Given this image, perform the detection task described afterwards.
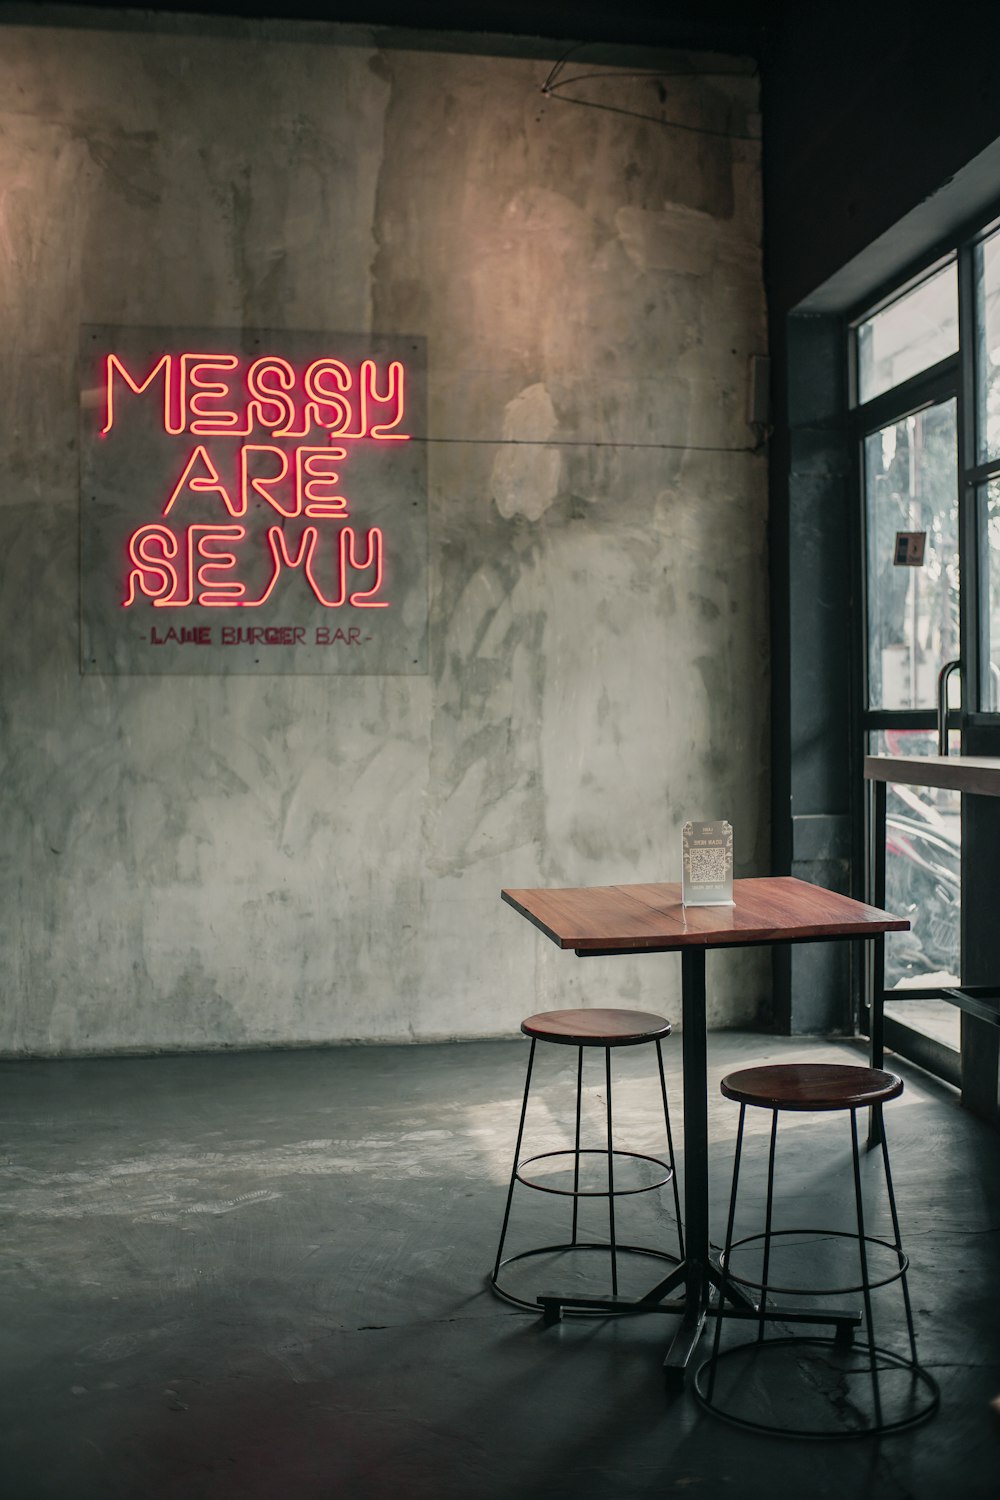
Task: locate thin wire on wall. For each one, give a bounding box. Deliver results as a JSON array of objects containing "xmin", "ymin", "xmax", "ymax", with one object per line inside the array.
[
  {"xmin": 540, "ymin": 45, "xmax": 760, "ymax": 141},
  {"xmin": 417, "ymin": 437, "xmax": 761, "ymax": 455}
]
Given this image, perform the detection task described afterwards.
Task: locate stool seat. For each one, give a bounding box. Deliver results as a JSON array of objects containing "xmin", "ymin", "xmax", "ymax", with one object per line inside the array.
[
  {"xmin": 521, "ymin": 1008, "xmax": 671, "ymax": 1047},
  {"xmin": 721, "ymin": 1062, "xmax": 903, "ymax": 1112}
]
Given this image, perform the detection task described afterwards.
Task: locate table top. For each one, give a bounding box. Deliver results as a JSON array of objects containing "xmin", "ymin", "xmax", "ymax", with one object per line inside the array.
[
  {"xmin": 501, "ymin": 875, "xmax": 908, "ymax": 953},
  {"xmin": 865, "ymin": 753, "xmax": 1000, "ymax": 796}
]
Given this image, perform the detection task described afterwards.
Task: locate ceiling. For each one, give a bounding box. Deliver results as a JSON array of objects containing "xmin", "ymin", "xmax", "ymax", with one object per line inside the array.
[{"xmin": 6, "ymin": 1, "xmax": 784, "ymax": 58}]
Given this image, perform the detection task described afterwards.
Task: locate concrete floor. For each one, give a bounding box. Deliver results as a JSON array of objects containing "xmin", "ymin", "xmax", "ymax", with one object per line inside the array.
[{"xmin": 1, "ymin": 1031, "xmax": 998, "ymax": 1498}]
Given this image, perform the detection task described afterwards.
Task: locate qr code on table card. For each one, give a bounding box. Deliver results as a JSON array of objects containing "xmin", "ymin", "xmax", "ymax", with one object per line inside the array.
[
  {"xmin": 687, "ymin": 845, "xmax": 728, "ymax": 885},
  {"xmin": 681, "ymin": 820, "xmax": 734, "ymax": 906}
]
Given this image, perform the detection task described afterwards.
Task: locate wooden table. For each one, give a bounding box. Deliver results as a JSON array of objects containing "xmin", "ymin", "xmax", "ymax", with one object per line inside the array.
[{"xmin": 500, "ymin": 874, "xmax": 908, "ymax": 1389}]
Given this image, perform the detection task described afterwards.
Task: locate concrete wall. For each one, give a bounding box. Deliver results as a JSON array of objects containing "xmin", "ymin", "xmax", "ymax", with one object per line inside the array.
[{"xmin": 0, "ymin": 15, "xmax": 769, "ymax": 1053}]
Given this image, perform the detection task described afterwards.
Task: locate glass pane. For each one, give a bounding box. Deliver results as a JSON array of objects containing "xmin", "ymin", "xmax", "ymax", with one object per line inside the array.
[
  {"xmin": 865, "ymin": 401, "xmax": 958, "ymax": 710},
  {"xmin": 883, "ymin": 995, "xmax": 961, "ymax": 1050},
  {"xmin": 857, "ymin": 262, "xmax": 958, "ymax": 404},
  {"xmin": 975, "ymin": 227, "xmax": 1000, "ymax": 463},
  {"xmin": 870, "ymin": 732, "xmax": 961, "ymax": 1022},
  {"xmin": 979, "ymin": 478, "xmax": 1000, "ymax": 709}
]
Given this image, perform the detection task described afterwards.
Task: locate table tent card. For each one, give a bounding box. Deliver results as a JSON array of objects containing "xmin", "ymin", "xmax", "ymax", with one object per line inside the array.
[{"xmin": 681, "ymin": 821, "xmax": 734, "ymax": 907}]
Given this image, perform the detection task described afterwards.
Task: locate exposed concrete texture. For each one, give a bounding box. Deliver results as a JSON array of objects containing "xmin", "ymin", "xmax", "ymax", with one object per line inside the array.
[{"xmin": 0, "ymin": 18, "xmax": 768, "ymax": 1053}]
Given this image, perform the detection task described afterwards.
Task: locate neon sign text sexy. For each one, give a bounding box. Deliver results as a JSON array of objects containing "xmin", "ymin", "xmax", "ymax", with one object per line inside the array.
[{"xmin": 124, "ymin": 524, "xmax": 387, "ymax": 609}]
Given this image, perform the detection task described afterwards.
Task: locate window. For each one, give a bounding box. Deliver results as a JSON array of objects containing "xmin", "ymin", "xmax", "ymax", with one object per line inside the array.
[
  {"xmin": 852, "ymin": 217, "xmax": 1000, "ymax": 1082},
  {"xmin": 856, "ymin": 262, "xmax": 958, "ymax": 404},
  {"xmin": 975, "ymin": 227, "xmax": 1000, "ymax": 463},
  {"xmin": 853, "ymin": 259, "xmax": 962, "ymax": 1052},
  {"xmin": 974, "ymin": 227, "xmax": 1000, "ymax": 700},
  {"xmin": 864, "ymin": 402, "xmax": 958, "ymax": 712}
]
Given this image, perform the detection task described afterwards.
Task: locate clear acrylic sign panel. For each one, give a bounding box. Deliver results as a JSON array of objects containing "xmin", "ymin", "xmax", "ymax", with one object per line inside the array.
[{"xmin": 681, "ymin": 821, "xmax": 734, "ymax": 907}]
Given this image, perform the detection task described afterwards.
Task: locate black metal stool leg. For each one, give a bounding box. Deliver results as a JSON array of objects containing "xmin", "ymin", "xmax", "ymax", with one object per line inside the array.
[
  {"xmin": 491, "ymin": 1039, "xmax": 536, "ymax": 1285},
  {"xmin": 707, "ymin": 1102, "xmax": 746, "ymax": 1403},
  {"xmin": 605, "ymin": 1045, "xmax": 618, "ymax": 1296},
  {"xmin": 757, "ymin": 1111, "xmax": 778, "ymax": 1342},
  {"xmin": 656, "ymin": 1038, "xmax": 684, "ymax": 1259},
  {"xmin": 571, "ymin": 1045, "xmax": 583, "ymax": 1246},
  {"xmin": 878, "ymin": 1117, "xmax": 921, "ymax": 1365},
  {"xmin": 850, "ymin": 1108, "xmax": 883, "ymax": 1430}
]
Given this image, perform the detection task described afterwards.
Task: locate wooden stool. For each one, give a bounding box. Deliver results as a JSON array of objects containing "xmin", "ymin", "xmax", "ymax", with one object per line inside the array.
[
  {"xmin": 490, "ymin": 1008, "xmax": 684, "ymax": 1312},
  {"xmin": 695, "ymin": 1062, "xmax": 939, "ymax": 1437}
]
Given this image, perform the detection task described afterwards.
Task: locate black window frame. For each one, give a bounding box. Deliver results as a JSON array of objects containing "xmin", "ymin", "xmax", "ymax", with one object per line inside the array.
[{"xmin": 847, "ymin": 207, "xmax": 1000, "ymax": 1086}]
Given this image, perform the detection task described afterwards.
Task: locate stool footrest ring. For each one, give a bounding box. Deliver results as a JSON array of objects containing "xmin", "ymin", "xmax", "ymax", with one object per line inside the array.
[
  {"xmin": 490, "ymin": 1241, "xmax": 681, "ymax": 1314},
  {"xmin": 694, "ymin": 1335, "xmax": 940, "ymax": 1439},
  {"xmin": 516, "ymin": 1147, "xmax": 674, "ymax": 1198},
  {"xmin": 721, "ymin": 1226, "xmax": 908, "ymax": 1297}
]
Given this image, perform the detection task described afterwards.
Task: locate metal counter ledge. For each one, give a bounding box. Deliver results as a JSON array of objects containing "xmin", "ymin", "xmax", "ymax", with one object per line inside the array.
[{"xmin": 865, "ymin": 754, "xmax": 1000, "ymax": 795}]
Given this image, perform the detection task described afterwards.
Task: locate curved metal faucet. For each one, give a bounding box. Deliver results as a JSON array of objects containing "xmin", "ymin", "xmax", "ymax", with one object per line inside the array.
[{"xmin": 937, "ymin": 659, "xmax": 962, "ymax": 755}]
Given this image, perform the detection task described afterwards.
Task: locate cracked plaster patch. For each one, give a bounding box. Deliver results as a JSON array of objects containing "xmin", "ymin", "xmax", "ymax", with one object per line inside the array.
[{"xmin": 491, "ymin": 382, "xmax": 561, "ymax": 522}]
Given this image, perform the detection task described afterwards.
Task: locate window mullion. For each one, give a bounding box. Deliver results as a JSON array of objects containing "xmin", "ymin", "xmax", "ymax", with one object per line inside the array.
[{"xmin": 958, "ymin": 240, "xmax": 981, "ymax": 715}]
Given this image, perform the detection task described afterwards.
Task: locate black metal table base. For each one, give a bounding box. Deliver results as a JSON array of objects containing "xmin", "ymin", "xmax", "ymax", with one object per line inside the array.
[{"xmin": 536, "ymin": 1253, "xmax": 861, "ymax": 1390}]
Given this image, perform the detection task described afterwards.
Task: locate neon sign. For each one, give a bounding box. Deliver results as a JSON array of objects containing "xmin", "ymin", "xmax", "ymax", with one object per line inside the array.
[{"xmin": 80, "ymin": 327, "xmax": 427, "ymax": 676}]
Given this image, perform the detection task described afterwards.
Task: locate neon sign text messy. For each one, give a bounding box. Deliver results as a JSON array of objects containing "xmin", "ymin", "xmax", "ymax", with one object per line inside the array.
[{"xmin": 102, "ymin": 353, "xmax": 408, "ymax": 440}]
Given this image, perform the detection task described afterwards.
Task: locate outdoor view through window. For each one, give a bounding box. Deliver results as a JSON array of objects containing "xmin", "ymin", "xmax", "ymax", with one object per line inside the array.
[{"xmin": 977, "ymin": 228, "xmax": 1000, "ymax": 696}]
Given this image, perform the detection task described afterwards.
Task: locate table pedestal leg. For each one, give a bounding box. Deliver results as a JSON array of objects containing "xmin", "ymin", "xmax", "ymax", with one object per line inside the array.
[{"xmin": 663, "ymin": 946, "xmax": 709, "ymax": 1388}]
